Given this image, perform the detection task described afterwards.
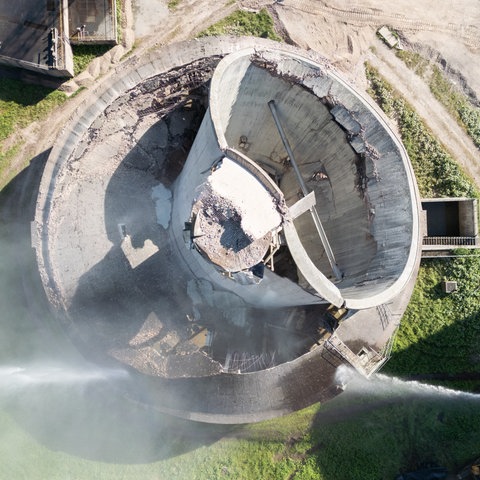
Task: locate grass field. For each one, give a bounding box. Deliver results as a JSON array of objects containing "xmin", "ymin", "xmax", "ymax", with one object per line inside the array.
[
  {"xmin": 0, "ymin": 78, "xmax": 66, "ymax": 186},
  {"xmin": 0, "ymin": 379, "xmax": 479, "ymax": 479},
  {"xmin": 72, "ymin": 44, "xmax": 113, "ymax": 76},
  {"xmin": 0, "ymin": 78, "xmax": 66, "ymax": 143}
]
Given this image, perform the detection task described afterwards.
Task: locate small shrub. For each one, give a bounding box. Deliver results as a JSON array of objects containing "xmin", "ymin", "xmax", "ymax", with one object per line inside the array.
[
  {"xmin": 167, "ymin": 0, "xmax": 180, "ymax": 9},
  {"xmin": 458, "ymin": 103, "xmax": 480, "ymax": 149},
  {"xmin": 198, "ymin": 9, "xmax": 281, "ymax": 41},
  {"xmin": 396, "ymin": 50, "xmax": 429, "ymax": 77}
]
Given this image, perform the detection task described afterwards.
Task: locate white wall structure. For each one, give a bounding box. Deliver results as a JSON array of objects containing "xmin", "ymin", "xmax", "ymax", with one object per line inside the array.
[{"xmin": 171, "ymin": 48, "xmax": 420, "ymax": 311}]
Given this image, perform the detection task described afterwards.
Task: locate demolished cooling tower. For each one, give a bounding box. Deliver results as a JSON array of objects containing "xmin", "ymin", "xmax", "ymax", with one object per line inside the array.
[{"xmin": 33, "ymin": 38, "xmax": 421, "ymax": 423}]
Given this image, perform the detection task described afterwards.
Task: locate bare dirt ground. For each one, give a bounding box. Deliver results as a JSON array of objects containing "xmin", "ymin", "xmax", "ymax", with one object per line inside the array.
[
  {"xmin": 272, "ymin": 0, "xmax": 480, "ymax": 184},
  {"xmin": 3, "ymin": 0, "xmax": 480, "ymax": 191}
]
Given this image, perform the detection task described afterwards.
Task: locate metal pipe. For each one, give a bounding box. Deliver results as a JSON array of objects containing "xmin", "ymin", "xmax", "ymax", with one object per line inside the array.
[{"xmin": 268, "ymin": 100, "xmax": 343, "ymax": 280}]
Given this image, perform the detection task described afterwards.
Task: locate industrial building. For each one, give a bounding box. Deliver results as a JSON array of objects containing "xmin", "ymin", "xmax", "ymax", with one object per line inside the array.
[
  {"xmin": 0, "ymin": 0, "xmax": 116, "ymax": 77},
  {"xmin": 33, "ymin": 37, "xmax": 422, "ymax": 423},
  {"xmin": 422, "ymin": 197, "xmax": 479, "ymax": 255}
]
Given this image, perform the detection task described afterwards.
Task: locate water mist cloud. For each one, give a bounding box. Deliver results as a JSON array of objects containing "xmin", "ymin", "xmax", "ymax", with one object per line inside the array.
[{"xmin": 0, "ymin": 364, "xmax": 129, "ymax": 392}]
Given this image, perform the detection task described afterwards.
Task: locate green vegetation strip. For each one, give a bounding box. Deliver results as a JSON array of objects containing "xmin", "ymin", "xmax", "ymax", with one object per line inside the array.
[
  {"xmin": 396, "ymin": 50, "xmax": 480, "ymax": 150},
  {"xmin": 167, "ymin": 0, "xmax": 181, "ymax": 9},
  {"xmin": 0, "ymin": 78, "xmax": 66, "ymax": 143},
  {"xmin": 198, "ymin": 9, "xmax": 282, "ymax": 41},
  {"xmin": 116, "ymin": 0, "xmax": 123, "ymax": 44},
  {"xmin": 429, "ymin": 65, "xmax": 480, "ymax": 149},
  {"xmin": 365, "ymin": 63, "xmax": 476, "ymax": 198},
  {"xmin": 395, "ymin": 50, "xmax": 429, "ymax": 77}
]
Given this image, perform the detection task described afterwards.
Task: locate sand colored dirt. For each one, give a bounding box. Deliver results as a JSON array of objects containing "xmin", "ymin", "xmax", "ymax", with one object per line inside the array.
[{"xmin": 3, "ymin": 0, "xmax": 480, "ymax": 193}]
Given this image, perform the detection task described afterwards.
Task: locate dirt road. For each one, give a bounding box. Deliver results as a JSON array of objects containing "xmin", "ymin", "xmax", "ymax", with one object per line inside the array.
[{"xmin": 280, "ymin": 0, "xmax": 480, "ymax": 49}]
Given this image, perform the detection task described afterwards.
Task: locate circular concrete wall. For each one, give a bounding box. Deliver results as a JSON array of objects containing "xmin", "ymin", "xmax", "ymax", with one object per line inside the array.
[
  {"xmin": 209, "ymin": 48, "xmax": 421, "ymax": 310},
  {"xmin": 32, "ymin": 37, "xmax": 421, "ymax": 423}
]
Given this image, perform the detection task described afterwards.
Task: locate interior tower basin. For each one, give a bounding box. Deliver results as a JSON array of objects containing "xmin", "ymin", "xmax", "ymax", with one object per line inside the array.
[{"xmin": 175, "ymin": 48, "xmax": 420, "ymax": 311}]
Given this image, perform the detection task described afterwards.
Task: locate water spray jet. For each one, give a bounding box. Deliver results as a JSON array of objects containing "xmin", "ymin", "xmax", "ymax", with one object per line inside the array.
[
  {"xmin": 0, "ymin": 364, "xmax": 130, "ymax": 389},
  {"xmin": 335, "ymin": 365, "xmax": 480, "ymax": 403}
]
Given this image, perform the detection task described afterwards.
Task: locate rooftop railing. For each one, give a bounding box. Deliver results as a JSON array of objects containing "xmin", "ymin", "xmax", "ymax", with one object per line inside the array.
[{"xmin": 423, "ymin": 236, "xmax": 478, "ymax": 246}]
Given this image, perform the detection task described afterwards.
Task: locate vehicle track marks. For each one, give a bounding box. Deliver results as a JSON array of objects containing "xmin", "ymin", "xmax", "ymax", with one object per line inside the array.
[{"xmin": 282, "ymin": 0, "xmax": 480, "ymax": 49}]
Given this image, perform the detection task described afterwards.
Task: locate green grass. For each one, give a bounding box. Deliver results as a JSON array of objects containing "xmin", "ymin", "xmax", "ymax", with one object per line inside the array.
[
  {"xmin": 459, "ymin": 103, "xmax": 480, "ymax": 149},
  {"xmin": 0, "ymin": 78, "xmax": 66, "ymax": 185},
  {"xmin": 396, "ymin": 50, "xmax": 429, "ymax": 77},
  {"xmin": 385, "ymin": 256, "xmax": 480, "ymax": 383},
  {"xmin": 116, "ymin": 0, "xmax": 123, "ymax": 44},
  {"xmin": 1, "ymin": 393, "xmax": 480, "ymax": 479},
  {"xmin": 167, "ymin": 0, "xmax": 181, "ymax": 9},
  {"xmin": 0, "ymin": 142, "xmax": 22, "ymax": 168},
  {"xmin": 429, "ymin": 66, "xmax": 465, "ymax": 121},
  {"xmin": 72, "ymin": 44, "xmax": 112, "ymax": 76},
  {"xmin": 0, "ymin": 142, "xmax": 23, "ymax": 188},
  {"xmin": 0, "ymin": 78, "xmax": 66, "ymax": 142},
  {"xmin": 198, "ymin": 9, "xmax": 281, "ymax": 41}
]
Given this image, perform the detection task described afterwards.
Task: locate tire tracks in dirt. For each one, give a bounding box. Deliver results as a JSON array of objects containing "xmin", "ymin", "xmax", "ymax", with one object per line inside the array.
[{"xmin": 281, "ymin": 0, "xmax": 480, "ymax": 49}]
